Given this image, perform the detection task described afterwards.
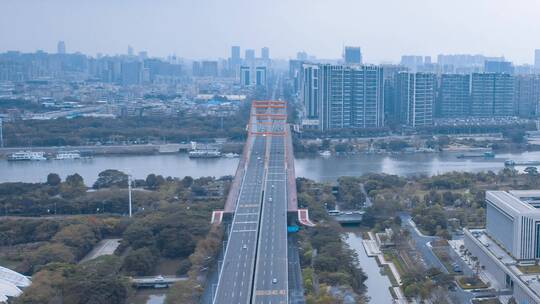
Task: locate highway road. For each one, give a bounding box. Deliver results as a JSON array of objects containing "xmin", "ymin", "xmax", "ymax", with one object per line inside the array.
[
  {"xmin": 213, "ymin": 136, "xmax": 267, "ymax": 304},
  {"xmin": 253, "ymin": 125, "xmax": 288, "ymax": 304},
  {"xmin": 214, "ymin": 100, "xmax": 290, "ymax": 304}
]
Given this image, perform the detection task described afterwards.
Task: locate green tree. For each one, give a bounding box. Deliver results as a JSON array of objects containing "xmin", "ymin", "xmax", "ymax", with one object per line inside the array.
[
  {"xmin": 26, "ymin": 243, "xmax": 75, "ymax": 273},
  {"xmin": 46, "ymin": 173, "xmax": 61, "ymax": 186},
  {"xmin": 157, "ymin": 228, "xmax": 195, "ymax": 258},
  {"xmin": 66, "ymin": 173, "xmax": 84, "ymax": 187},
  {"xmin": 52, "ymin": 224, "xmax": 98, "ymax": 258},
  {"xmin": 123, "ymin": 224, "xmax": 155, "ymax": 249},
  {"xmin": 93, "ymin": 170, "xmax": 128, "ymax": 189},
  {"xmin": 122, "ymin": 247, "xmax": 157, "ymax": 275}
]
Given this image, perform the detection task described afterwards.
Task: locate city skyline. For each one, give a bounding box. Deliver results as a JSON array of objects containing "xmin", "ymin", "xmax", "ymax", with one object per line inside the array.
[{"xmin": 2, "ymin": 0, "xmax": 540, "ymax": 64}]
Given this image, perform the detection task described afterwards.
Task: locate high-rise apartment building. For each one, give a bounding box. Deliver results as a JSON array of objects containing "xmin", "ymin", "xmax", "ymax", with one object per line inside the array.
[
  {"xmin": 396, "ymin": 72, "xmax": 436, "ymax": 127},
  {"xmin": 381, "ymin": 65, "xmax": 408, "ymax": 125},
  {"xmin": 535, "ymin": 49, "xmax": 540, "ymax": 71},
  {"xmin": 245, "ymin": 49, "xmax": 255, "ymax": 62},
  {"xmin": 439, "ymin": 74, "xmax": 471, "ymax": 118},
  {"xmin": 471, "ymin": 73, "xmax": 514, "ymax": 117},
  {"xmin": 228, "ymin": 46, "xmax": 242, "ymax": 77},
  {"xmin": 127, "ymin": 45, "xmax": 134, "ymax": 57},
  {"xmin": 514, "ymin": 75, "xmax": 540, "ymax": 118},
  {"xmin": 240, "ymin": 66, "xmax": 250, "ymax": 86},
  {"xmin": 484, "ymin": 60, "xmax": 514, "ymax": 74},
  {"xmin": 343, "ymin": 46, "xmax": 362, "ymax": 64},
  {"xmin": 301, "ymin": 64, "xmax": 384, "ymax": 130},
  {"xmin": 57, "ymin": 41, "xmax": 66, "ymax": 54},
  {"xmin": 240, "ymin": 66, "xmax": 266, "ymax": 87},
  {"xmin": 231, "ymin": 46, "xmax": 241, "ymax": 61},
  {"xmin": 261, "ymin": 47, "xmax": 270, "ymax": 61}
]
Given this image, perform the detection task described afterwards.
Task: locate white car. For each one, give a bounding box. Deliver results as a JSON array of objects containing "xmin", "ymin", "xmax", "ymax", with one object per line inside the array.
[{"xmin": 272, "ymin": 278, "xmax": 278, "ymax": 284}]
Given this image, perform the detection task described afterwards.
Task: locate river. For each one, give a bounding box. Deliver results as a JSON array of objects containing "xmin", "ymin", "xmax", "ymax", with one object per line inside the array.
[
  {"xmin": 0, "ymin": 150, "xmax": 538, "ymax": 184},
  {"xmin": 343, "ymin": 230, "xmax": 393, "ymax": 304}
]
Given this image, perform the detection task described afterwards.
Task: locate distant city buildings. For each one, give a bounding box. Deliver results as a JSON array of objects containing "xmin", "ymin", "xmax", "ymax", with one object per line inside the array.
[
  {"xmin": 120, "ymin": 61, "xmax": 142, "ymax": 85},
  {"xmin": 301, "ymin": 64, "xmax": 384, "ymax": 130},
  {"xmin": 57, "ymin": 41, "xmax": 66, "ymax": 55},
  {"xmin": 296, "ymin": 51, "xmax": 308, "ymax": 61},
  {"xmin": 484, "ymin": 60, "xmax": 514, "ymax": 74},
  {"xmin": 400, "ymin": 55, "xmax": 424, "ymax": 71},
  {"xmin": 343, "ymin": 46, "xmax": 362, "ymax": 65}
]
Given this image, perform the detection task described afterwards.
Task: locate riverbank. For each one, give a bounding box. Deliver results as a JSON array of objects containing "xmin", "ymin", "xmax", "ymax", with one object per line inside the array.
[{"xmin": 0, "ymin": 142, "xmax": 245, "ymax": 159}]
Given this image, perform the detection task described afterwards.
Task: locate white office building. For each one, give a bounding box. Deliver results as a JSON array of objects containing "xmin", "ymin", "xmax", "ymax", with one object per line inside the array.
[
  {"xmin": 464, "ymin": 190, "xmax": 540, "ymax": 304},
  {"xmin": 486, "ymin": 190, "xmax": 540, "ymax": 261}
]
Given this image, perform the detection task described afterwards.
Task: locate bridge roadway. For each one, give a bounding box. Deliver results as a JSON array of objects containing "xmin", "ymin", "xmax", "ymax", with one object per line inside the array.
[
  {"xmin": 213, "ymin": 101, "xmax": 289, "ymax": 304},
  {"xmin": 253, "ymin": 122, "xmax": 288, "ymax": 303}
]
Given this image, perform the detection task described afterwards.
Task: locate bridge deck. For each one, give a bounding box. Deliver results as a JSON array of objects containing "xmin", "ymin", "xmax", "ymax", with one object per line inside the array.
[{"xmin": 213, "ymin": 101, "xmax": 290, "ymax": 304}]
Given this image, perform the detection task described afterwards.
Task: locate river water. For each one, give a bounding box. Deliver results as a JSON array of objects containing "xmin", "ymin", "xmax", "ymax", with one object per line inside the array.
[
  {"xmin": 0, "ymin": 150, "xmax": 538, "ymax": 185},
  {"xmin": 343, "ymin": 230, "xmax": 393, "ymax": 304}
]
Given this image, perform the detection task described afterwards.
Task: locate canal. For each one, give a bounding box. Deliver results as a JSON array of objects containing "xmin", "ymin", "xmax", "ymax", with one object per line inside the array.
[{"xmin": 343, "ymin": 230, "xmax": 394, "ymax": 304}]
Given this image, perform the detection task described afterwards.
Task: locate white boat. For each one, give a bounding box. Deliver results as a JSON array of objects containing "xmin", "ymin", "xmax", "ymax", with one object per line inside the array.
[
  {"xmin": 55, "ymin": 151, "xmax": 81, "ymax": 160},
  {"xmin": 319, "ymin": 150, "xmax": 331, "ymax": 157},
  {"xmin": 223, "ymin": 153, "xmax": 240, "ymax": 158},
  {"xmin": 188, "ymin": 150, "xmax": 221, "ymax": 158},
  {"xmin": 8, "ymin": 151, "xmax": 47, "ymax": 161}
]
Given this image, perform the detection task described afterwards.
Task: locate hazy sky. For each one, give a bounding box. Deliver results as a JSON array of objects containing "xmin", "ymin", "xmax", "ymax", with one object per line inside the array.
[{"xmin": 1, "ymin": 0, "xmax": 540, "ymax": 64}]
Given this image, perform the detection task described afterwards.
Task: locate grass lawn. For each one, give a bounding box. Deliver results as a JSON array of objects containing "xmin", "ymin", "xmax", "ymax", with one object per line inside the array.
[
  {"xmin": 382, "ymin": 250, "xmax": 406, "ymax": 276},
  {"xmin": 517, "ymin": 264, "xmax": 540, "ymax": 274},
  {"xmin": 456, "ymin": 276, "xmax": 489, "ymax": 290},
  {"xmin": 381, "ymin": 264, "xmax": 399, "ymax": 287}
]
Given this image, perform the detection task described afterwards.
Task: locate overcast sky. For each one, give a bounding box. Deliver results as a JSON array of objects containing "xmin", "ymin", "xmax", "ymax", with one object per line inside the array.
[{"xmin": 1, "ymin": 0, "xmax": 539, "ymax": 64}]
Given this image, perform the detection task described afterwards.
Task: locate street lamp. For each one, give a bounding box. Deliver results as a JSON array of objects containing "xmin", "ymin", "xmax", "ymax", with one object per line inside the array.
[{"xmin": 128, "ymin": 174, "xmax": 132, "ymax": 217}]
